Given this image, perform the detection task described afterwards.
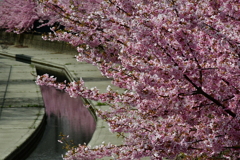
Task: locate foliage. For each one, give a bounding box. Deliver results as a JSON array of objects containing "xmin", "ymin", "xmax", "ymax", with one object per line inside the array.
[{"xmin": 1, "ymin": 0, "xmax": 240, "ymax": 159}]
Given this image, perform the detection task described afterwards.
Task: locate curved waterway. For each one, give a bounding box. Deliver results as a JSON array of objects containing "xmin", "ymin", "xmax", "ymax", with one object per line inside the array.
[{"xmin": 26, "ymin": 74, "xmax": 96, "ymax": 159}]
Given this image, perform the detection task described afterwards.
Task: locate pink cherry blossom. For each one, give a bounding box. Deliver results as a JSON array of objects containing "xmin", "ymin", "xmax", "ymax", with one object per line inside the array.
[{"xmin": 1, "ymin": 0, "xmax": 240, "ymax": 159}]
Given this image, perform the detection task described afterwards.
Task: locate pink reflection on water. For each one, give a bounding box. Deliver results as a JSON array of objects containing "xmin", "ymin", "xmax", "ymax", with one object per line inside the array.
[{"xmin": 40, "ymin": 85, "xmax": 96, "ymax": 144}]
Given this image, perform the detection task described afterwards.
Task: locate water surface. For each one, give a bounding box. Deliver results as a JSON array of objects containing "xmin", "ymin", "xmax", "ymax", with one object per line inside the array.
[{"xmin": 27, "ymin": 86, "xmax": 96, "ymax": 160}]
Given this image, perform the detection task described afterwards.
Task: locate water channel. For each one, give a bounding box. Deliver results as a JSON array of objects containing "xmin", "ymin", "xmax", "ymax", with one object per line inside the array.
[{"xmin": 26, "ymin": 69, "xmax": 96, "ymax": 159}]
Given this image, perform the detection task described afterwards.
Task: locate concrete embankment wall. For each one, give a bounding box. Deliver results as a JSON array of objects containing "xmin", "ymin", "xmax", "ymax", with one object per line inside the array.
[{"xmin": 0, "ymin": 30, "xmax": 77, "ymax": 54}]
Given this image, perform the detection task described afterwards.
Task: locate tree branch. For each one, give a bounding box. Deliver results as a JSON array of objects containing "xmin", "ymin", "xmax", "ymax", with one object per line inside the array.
[{"xmin": 184, "ymin": 74, "xmax": 236, "ymax": 118}]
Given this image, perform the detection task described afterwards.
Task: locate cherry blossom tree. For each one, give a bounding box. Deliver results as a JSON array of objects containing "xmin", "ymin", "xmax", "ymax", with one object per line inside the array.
[
  {"xmin": 1, "ymin": 0, "xmax": 240, "ymax": 159},
  {"xmin": 0, "ymin": 0, "xmax": 39, "ymax": 33}
]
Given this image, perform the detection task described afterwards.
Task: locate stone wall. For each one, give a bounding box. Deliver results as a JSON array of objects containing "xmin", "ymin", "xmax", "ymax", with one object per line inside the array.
[{"xmin": 0, "ymin": 30, "xmax": 77, "ymax": 54}]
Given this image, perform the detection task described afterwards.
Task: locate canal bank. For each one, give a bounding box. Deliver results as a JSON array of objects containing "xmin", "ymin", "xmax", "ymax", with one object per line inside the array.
[
  {"xmin": 0, "ymin": 57, "xmax": 45, "ymax": 160},
  {"xmin": 0, "ymin": 32, "xmax": 123, "ymax": 159}
]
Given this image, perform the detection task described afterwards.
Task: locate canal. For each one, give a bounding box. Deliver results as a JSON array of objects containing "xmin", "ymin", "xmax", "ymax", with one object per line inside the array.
[{"xmin": 26, "ymin": 69, "xmax": 96, "ymax": 159}]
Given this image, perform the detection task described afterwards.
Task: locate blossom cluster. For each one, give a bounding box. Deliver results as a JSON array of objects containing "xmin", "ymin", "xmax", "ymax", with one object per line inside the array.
[{"xmin": 0, "ymin": 0, "xmax": 39, "ymax": 33}]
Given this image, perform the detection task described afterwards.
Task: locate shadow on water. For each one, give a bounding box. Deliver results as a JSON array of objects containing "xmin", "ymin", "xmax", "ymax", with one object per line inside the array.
[{"xmin": 26, "ymin": 69, "xmax": 96, "ymax": 160}]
